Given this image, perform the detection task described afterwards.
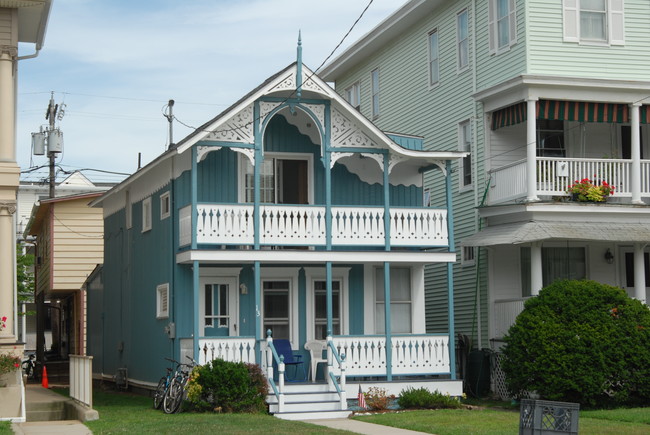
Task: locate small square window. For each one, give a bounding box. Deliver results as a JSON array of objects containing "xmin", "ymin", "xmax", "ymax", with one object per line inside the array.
[
  {"xmin": 156, "ymin": 283, "xmax": 169, "ymax": 319},
  {"xmin": 142, "ymin": 197, "xmax": 152, "ymax": 232},
  {"xmin": 160, "ymin": 191, "xmax": 170, "ymax": 220},
  {"xmin": 462, "ymin": 246, "xmax": 476, "ymax": 266}
]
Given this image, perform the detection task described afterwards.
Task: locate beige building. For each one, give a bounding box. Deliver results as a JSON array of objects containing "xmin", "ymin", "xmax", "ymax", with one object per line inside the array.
[{"xmin": 25, "ymin": 192, "xmax": 104, "ymax": 357}]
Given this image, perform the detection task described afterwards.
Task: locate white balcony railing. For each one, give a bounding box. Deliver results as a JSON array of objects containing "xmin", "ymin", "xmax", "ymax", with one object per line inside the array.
[
  {"xmin": 493, "ymin": 298, "xmax": 529, "ymax": 339},
  {"xmin": 197, "ymin": 337, "xmax": 256, "ymax": 366},
  {"xmin": 488, "ymin": 157, "xmax": 650, "ymax": 205},
  {"xmin": 182, "ymin": 204, "xmax": 448, "ymax": 247}
]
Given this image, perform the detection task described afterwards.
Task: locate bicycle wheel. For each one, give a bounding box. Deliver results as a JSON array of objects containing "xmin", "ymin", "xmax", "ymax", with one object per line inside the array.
[
  {"xmin": 163, "ymin": 377, "xmax": 184, "ymax": 414},
  {"xmin": 153, "ymin": 377, "xmax": 167, "ymax": 409}
]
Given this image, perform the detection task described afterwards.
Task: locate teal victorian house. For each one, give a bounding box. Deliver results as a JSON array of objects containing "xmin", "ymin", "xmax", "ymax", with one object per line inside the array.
[{"xmin": 87, "ymin": 50, "xmax": 466, "ymax": 419}]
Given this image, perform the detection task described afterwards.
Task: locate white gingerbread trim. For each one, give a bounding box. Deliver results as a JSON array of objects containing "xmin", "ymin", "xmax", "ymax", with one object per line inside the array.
[
  {"xmin": 205, "ymin": 105, "xmax": 254, "ymax": 143},
  {"xmin": 196, "ymin": 145, "xmax": 222, "ymax": 162},
  {"xmin": 330, "ymin": 152, "xmax": 354, "ymax": 168},
  {"xmin": 360, "ymin": 153, "xmax": 384, "ymax": 170}
]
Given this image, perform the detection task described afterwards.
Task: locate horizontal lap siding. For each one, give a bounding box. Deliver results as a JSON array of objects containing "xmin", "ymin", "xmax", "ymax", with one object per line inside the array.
[{"xmin": 528, "ymin": 0, "xmax": 650, "ymax": 79}]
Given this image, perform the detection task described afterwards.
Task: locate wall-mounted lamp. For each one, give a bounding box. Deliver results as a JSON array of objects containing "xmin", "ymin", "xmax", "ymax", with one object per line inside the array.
[
  {"xmin": 239, "ymin": 283, "xmax": 248, "ymax": 295},
  {"xmin": 605, "ymin": 248, "xmax": 614, "ymax": 264}
]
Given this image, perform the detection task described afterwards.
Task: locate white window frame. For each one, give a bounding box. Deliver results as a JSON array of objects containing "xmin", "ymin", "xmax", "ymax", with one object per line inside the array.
[
  {"xmin": 488, "ymin": 0, "xmax": 517, "ymax": 54},
  {"xmin": 160, "ymin": 191, "xmax": 170, "ymax": 220},
  {"xmin": 563, "ymin": 0, "xmax": 624, "ymax": 46},
  {"xmin": 458, "ymin": 120, "xmax": 473, "ymax": 190},
  {"xmin": 142, "ymin": 196, "xmax": 152, "ymax": 232},
  {"xmin": 156, "ymin": 283, "xmax": 169, "ymax": 319},
  {"xmin": 462, "ymin": 245, "xmax": 476, "ymax": 266},
  {"xmin": 304, "ymin": 267, "xmax": 351, "ymax": 341},
  {"xmin": 260, "ymin": 267, "xmax": 300, "ymax": 348},
  {"xmin": 371, "ymin": 68, "xmax": 380, "ymax": 119},
  {"xmin": 344, "ymin": 82, "xmax": 361, "ymax": 111},
  {"xmin": 199, "ymin": 276, "xmax": 239, "ymax": 337},
  {"xmin": 428, "ymin": 29, "xmax": 440, "ymax": 87},
  {"xmin": 239, "ymin": 153, "xmax": 313, "ymax": 205},
  {"xmin": 457, "ymin": 9, "xmax": 470, "ymax": 71}
]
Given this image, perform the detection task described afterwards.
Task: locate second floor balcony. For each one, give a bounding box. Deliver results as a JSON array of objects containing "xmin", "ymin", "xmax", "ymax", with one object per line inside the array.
[
  {"xmin": 179, "ymin": 204, "xmax": 449, "ymax": 249},
  {"xmin": 488, "ymin": 156, "xmax": 650, "ymax": 205}
]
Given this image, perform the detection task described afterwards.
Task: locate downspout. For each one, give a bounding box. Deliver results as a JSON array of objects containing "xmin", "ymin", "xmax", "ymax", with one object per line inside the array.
[
  {"xmin": 169, "ymin": 154, "xmax": 176, "ymax": 360},
  {"xmin": 471, "ymin": 0, "xmax": 481, "ymax": 350},
  {"xmin": 16, "ymin": 48, "xmax": 40, "ymax": 61}
]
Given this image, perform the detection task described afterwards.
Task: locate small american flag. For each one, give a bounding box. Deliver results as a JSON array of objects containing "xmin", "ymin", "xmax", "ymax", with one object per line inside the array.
[{"xmin": 357, "ymin": 385, "xmax": 367, "ymax": 409}]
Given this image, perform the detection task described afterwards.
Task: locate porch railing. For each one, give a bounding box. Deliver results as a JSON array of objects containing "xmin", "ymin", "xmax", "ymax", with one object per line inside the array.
[
  {"xmin": 488, "ymin": 157, "xmax": 650, "ymax": 204},
  {"xmin": 197, "ymin": 337, "xmax": 256, "ymax": 365},
  {"xmin": 326, "ymin": 335, "xmax": 346, "ymax": 409},
  {"xmin": 265, "ymin": 333, "xmax": 285, "ymax": 413},
  {"xmin": 69, "ymin": 354, "xmax": 93, "ymax": 408},
  {"xmin": 329, "ymin": 334, "xmax": 450, "ymax": 377},
  {"xmin": 181, "ymin": 204, "xmax": 448, "ymax": 247},
  {"xmin": 493, "ymin": 298, "xmax": 529, "ymax": 339}
]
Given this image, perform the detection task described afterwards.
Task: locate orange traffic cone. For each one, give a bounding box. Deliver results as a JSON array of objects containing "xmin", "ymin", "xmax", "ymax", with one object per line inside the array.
[{"xmin": 41, "ymin": 365, "xmax": 48, "ymax": 388}]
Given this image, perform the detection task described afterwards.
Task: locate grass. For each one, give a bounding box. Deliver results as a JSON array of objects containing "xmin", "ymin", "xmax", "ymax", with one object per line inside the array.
[
  {"xmin": 0, "ymin": 421, "xmax": 11, "ymax": 435},
  {"xmin": 352, "ymin": 404, "xmax": 650, "ymax": 435},
  {"xmin": 83, "ymin": 388, "xmax": 352, "ymax": 434}
]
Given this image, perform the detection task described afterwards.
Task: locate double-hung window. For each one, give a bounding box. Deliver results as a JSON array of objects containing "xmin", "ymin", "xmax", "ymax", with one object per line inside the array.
[
  {"xmin": 488, "ymin": 0, "xmax": 517, "ymax": 54},
  {"xmin": 345, "ymin": 82, "xmax": 361, "ymax": 111},
  {"xmin": 563, "ymin": 0, "xmax": 625, "ymax": 45},
  {"xmin": 371, "ymin": 68, "xmax": 380, "ymax": 118},
  {"xmin": 313, "ymin": 280, "xmax": 341, "ymax": 340},
  {"xmin": 459, "ymin": 120, "xmax": 472, "ymax": 189},
  {"xmin": 375, "ymin": 267, "xmax": 412, "ymax": 334},
  {"xmin": 457, "ymin": 9, "xmax": 469, "ymax": 70},
  {"xmin": 521, "ymin": 247, "xmax": 587, "ymax": 297},
  {"xmin": 428, "ymin": 29, "xmax": 440, "ymax": 86}
]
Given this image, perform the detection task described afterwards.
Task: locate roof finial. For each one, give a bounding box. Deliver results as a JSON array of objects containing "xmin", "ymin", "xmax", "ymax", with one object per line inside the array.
[{"xmin": 296, "ymin": 30, "xmax": 302, "ymax": 99}]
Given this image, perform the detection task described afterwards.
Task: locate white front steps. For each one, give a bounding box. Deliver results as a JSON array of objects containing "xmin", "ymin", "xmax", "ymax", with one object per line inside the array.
[{"xmin": 267, "ymin": 383, "xmax": 351, "ymax": 421}]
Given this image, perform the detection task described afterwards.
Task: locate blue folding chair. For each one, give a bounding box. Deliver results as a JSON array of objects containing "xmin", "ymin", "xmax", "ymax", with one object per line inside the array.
[{"xmin": 274, "ymin": 339, "xmax": 307, "ymax": 382}]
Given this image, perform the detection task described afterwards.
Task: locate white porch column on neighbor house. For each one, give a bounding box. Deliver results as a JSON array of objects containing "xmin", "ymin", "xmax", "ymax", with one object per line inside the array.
[
  {"xmin": 526, "ymin": 99, "xmax": 539, "ymax": 202},
  {"xmin": 633, "ymin": 243, "xmax": 646, "ymax": 304},
  {"xmin": 629, "ymin": 103, "xmax": 642, "ymax": 204},
  {"xmin": 530, "ymin": 241, "xmax": 543, "ymax": 296}
]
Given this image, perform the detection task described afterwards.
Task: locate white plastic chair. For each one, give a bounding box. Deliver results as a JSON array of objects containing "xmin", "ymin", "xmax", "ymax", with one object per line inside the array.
[{"xmin": 304, "ymin": 340, "xmax": 327, "ymax": 382}]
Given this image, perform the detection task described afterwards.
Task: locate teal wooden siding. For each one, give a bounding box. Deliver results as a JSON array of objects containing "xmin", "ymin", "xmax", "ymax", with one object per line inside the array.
[{"xmin": 197, "ymin": 149, "xmax": 238, "ymax": 203}]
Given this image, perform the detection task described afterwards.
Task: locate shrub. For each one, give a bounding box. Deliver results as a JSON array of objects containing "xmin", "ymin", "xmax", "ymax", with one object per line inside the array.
[
  {"xmin": 0, "ymin": 353, "xmax": 20, "ymax": 376},
  {"xmin": 186, "ymin": 359, "xmax": 268, "ymax": 413},
  {"xmin": 398, "ymin": 387, "xmax": 462, "ymax": 409},
  {"xmin": 502, "ymin": 280, "xmax": 650, "ymax": 408},
  {"xmin": 365, "ymin": 387, "xmax": 391, "ymax": 411}
]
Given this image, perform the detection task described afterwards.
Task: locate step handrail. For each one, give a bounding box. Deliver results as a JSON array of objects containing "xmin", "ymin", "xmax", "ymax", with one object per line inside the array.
[
  {"xmin": 326, "ymin": 334, "xmax": 347, "ymax": 409},
  {"xmin": 265, "ymin": 330, "xmax": 285, "ymax": 412}
]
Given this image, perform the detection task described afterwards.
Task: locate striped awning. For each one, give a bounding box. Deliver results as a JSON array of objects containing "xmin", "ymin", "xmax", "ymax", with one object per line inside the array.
[{"xmin": 491, "ymin": 100, "xmax": 644, "ymax": 130}]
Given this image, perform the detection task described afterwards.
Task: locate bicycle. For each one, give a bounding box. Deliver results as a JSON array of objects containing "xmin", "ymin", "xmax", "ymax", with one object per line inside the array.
[
  {"xmin": 22, "ymin": 354, "xmax": 39, "ymax": 382},
  {"xmin": 162, "ymin": 356, "xmax": 197, "ymax": 414},
  {"xmin": 153, "ymin": 357, "xmax": 179, "ymax": 409}
]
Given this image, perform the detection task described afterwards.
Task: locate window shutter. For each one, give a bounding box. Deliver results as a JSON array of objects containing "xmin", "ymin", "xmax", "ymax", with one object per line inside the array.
[
  {"xmin": 563, "ymin": 0, "xmax": 579, "ymax": 42},
  {"xmin": 609, "ymin": 0, "xmax": 625, "ymax": 45},
  {"xmin": 509, "ymin": 0, "xmax": 517, "ymax": 45},
  {"xmin": 488, "ymin": 0, "xmax": 496, "ymax": 54}
]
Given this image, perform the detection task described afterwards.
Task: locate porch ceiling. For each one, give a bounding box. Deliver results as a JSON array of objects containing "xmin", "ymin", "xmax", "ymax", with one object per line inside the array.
[
  {"xmin": 176, "ymin": 249, "xmax": 455, "ymax": 265},
  {"xmin": 461, "ymin": 221, "xmax": 650, "ymax": 246}
]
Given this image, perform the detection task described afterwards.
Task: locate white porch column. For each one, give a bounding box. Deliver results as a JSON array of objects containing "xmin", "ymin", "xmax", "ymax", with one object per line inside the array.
[
  {"xmin": 530, "ymin": 242, "xmax": 543, "ymax": 296},
  {"xmin": 629, "ymin": 103, "xmax": 642, "ymax": 204},
  {"xmin": 633, "ymin": 243, "xmax": 646, "ymax": 304},
  {"xmin": 526, "ymin": 99, "xmax": 539, "ymax": 202}
]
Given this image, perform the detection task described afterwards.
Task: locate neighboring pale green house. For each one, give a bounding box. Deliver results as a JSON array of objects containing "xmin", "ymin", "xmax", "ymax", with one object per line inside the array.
[{"xmin": 322, "ymin": 0, "xmax": 650, "ymax": 397}]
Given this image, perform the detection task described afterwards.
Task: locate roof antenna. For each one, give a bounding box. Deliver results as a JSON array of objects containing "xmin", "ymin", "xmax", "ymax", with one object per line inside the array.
[
  {"xmin": 296, "ymin": 31, "xmax": 302, "ymax": 99},
  {"xmin": 164, "ymin": 99, "xmax": 175, "ymax": 150}
]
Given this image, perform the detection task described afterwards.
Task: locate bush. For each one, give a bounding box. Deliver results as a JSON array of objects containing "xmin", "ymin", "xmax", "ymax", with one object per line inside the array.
[
  {"xmin": 364, "ymin": 387, "xmax": 392, "ymax": 411},
  {"xmin": 502, "ymin": 280, "xmax": 650, "ymax": 408},
  {"xmin": 398, "ymin": 387, "xmax": 462, "ymax": 409},
  {"xmin": 186, "ymin": 359, "xmax": 268, "ymax": 413}
]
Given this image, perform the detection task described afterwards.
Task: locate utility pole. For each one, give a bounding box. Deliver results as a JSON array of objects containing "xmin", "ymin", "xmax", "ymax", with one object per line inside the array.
[{"xmin": 45, "ymin": 92, "xmax": 57, "ymax": 198}]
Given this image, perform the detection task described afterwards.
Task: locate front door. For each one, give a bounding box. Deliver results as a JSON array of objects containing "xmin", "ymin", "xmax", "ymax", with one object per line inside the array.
[{"xmin": 200, "ymin": 278, "xmax": 238, "ymax": 337}]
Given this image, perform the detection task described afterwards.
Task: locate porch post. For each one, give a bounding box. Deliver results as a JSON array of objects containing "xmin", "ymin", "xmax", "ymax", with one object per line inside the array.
[
  {"xmin": 323, "ymin": 103, "xmax": 334, "ymax": 338},
  {"xmin": 630, "ymin": 103, "xmax": 642, "ymax": 204},
  {"xmin": 445, "ymin": 160, "xmax": 457, "ymax": 380},
  {"xmin": 530, "ymin": 241, "xmax": 543, "ymax": 296},
  {"xmin": 255, "ymin": 261, "xmax": 262, "ymax": 364},
  {"xmin": 526, "ymin": 98, "xmax": 539, "ymax": 202},
  {"xmin": 383, "ymin": 153, "xmax": 392, "ymax": 381},
  {"xmin": 633, "ymin": 243, "xmax": 646, "ymax": 304},
  {"xmin": 191, "ymin": 146, "xmax": 198, "ymax": 250},
  {"xmin": 193, "ymin": 261, "xmax": 200, "ymax": 360},
  {"xmin": 253, "ymin": 101, "xmax": 263, "ymax": 364}
]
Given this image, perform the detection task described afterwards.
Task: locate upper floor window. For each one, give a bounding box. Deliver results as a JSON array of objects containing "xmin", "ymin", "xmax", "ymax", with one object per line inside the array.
[
  {"xmin": 142, "ymin": 196, "xmax": 152, "ymax": 232},
  {"xmin": 371, "ymin": 68, "xmax": 380, "ymax": 118},
  {"xmin": 345, "ymin": 82, "xmax": 360, "ymax": 111},
  {"xmin": 459, "ymin": 120, "xmax": 472, "ymax": 189},
  {"xmin": 563, "ymin": 0, "xmax": 624, "ymax": 45},
  {"xmin": 457, "ymin": 9, "xmax": 469, "ymax": 70},
  {"xmin": 160, "ymin": 191, "xmax": 170, "ymax": 220},
  {"xmin": 428, "ymin": 29, "xmax": 440, "ymax": 86},
  {"xmin": 488, "ymin": 0, "xmax": 517, "ymax": 54},
  {"xmin": 242, "ymin": 155, "xmax": 310, "ymax": 204}
]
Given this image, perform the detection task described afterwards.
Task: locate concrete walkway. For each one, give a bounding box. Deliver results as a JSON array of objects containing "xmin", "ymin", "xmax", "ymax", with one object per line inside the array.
[
  {"xmin": 12, "ymin": 420, "xmax": 92, "ymax": 435},
  {"xmin": 306, "ymin": 418, "xmax": 432, "ymax": 435}
]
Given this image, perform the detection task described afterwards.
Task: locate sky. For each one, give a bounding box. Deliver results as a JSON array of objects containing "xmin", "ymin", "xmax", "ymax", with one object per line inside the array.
[{"xmin": 17, "ymin": 0, "xmax": 403, "ymax": 185}]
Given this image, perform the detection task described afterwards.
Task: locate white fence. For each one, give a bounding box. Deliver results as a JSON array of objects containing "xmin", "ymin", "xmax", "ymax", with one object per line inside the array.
[
  {"xmin": 184, "ymin": 204, "xmax": 448, "ymax": 247},
  {"xmin": 493, "ymin": 298, "xmax": 528, "ymax": 339},
  {"xmin": 329, "ymin": 334, "xmax": 450, "ymax": 376},
  {"xmin": 197, "ymin": 337, "xmax": 256, "ymax": 366},
  {"xmin": 69, "ymin": 355, "xmax": 93, "ymax": 408}
]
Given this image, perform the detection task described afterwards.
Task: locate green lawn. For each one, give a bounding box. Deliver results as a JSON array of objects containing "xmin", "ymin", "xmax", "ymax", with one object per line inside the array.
[
  {"xmin": 84, "ymin": 389, "xmax": 352, "ymax": 434},
  {"xmin": 0, "ymin": 421, "xmax": 11, "ymax": 435},
  {"xmin": 353, "ymin": 406, "xmax": 650, "ymax": 435}
]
